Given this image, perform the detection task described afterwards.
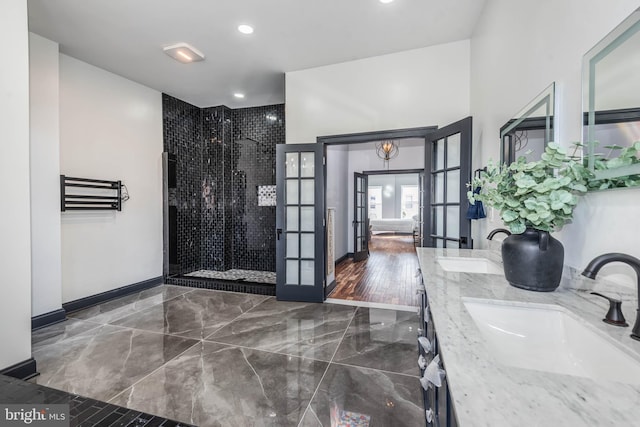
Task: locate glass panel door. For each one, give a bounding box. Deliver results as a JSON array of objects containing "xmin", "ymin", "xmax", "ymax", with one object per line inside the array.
[
  {"xmin": 417, "ymin": 172, "xmax": 425, "ymax": 247},
  {"xmin": 353, "ymin": 172, "xmax": 369, "ymax": 262},
  {"xmin": 424, "ymin": 117, "xmax": 473, "ymax": 249},
  {"xmin": 276, "ymin": 144, "xmax": 324, "ymax": 302}
]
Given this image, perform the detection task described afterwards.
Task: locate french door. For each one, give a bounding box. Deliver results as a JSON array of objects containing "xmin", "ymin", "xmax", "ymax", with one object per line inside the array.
[
  {"xmin": 417, "ymin": 172, "xmax": 425, "ymax": 247},
  {"xmin": 424, "ymin": 117, "xmax": 473, "ymax": 249},
  {"xmin": 275, "ymin": 144, "xmax": 325, "ymax": 302},
  {"xmin": 353, "ymin": 172, "xmax": 369, "ymax": 262}
]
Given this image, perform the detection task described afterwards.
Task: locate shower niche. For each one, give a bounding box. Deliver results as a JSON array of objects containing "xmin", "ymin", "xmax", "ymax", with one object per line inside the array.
[{"xmin": 162, "ymin": 95, "xmax": 284, "ymax": 295}]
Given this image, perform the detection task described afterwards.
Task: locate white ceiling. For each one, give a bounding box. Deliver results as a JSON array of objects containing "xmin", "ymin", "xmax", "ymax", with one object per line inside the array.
[{"xmin": 27, "ymin": 0, "xmax": 486, "ymax": 108}]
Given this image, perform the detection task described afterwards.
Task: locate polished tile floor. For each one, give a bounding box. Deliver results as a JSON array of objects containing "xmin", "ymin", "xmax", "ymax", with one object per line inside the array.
[{"xmin": 33, "ymin": 285, "xmax": 424, "ymax": 426}]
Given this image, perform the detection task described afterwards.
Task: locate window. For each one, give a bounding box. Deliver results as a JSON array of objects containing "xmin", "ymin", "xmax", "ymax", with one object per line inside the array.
[
  {"xmin": 401, "ymin": 185, "xmax": 419, "ymax": 219},
  {"xmin": 368, "ymin": 186, "xmax": 382, "ymax": 219}
]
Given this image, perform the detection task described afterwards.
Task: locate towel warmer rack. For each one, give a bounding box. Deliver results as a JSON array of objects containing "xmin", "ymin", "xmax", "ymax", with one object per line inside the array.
[{"xmin": 60, "ymin": 175, "xmax": 122, "ymax": 211}]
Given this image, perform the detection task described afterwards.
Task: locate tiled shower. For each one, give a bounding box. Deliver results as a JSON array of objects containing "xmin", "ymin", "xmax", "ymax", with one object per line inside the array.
[{"xmin": 162, "ymin": 94, "xmax": 284, "ymax": 293}]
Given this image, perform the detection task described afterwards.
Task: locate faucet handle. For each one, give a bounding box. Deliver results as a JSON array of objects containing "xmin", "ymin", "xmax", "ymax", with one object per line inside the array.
[{"xmin": 590, "ymin": 292, "xmax": 629, "ymax": 327}]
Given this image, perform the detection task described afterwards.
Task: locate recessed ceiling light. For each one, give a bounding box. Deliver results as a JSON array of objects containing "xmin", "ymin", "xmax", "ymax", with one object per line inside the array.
[
  {"xmin": 234, "ymin": 93, "xmax": 245, "ymax": 99},
  {"xmin": 238, "ymin": 24, "xmax": 254, "ymax": 34},
  {"xmin": 163, "ymin": 43, "xmax": 205, "ymax": 63},
  {"xmin": 379, "ymin": 0, "xmax": 395, "ymax": 3}
]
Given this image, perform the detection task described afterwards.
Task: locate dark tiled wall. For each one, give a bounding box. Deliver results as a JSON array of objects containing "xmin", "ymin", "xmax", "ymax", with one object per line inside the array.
[
  {"xmin": 201, "ymin": 106, "xmax": 233, "ymax": 271},
  {"xmin": 162, "ymin": 95, "xmax": 202, "ymax": 274},
  {"xmin": 231, "ymin": 105, "xmax": 284, "ymax": 272},
  {"xmin": 163, "ymin": 95, "xmax": 282, "ymax": 275}
]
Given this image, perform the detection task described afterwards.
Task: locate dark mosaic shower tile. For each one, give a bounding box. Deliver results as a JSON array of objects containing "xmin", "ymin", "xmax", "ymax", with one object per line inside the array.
[
  {"xmin": 162, "ymin": 95, "xmax": 203, "ymax": 275},
  {"xmin": 231, "ymin": 104, "xmax": 283, "ymax": 273},
  {"xmin": 163, "ymin": 95, "xmax": 283, "ymax": 279},
  {"xmin": 165, "ymin": 276, "xmax": 276, "ymax": 296},
  {"xmin": 201, "ymin": 105, "xmax": 233, "ymax": 271}
]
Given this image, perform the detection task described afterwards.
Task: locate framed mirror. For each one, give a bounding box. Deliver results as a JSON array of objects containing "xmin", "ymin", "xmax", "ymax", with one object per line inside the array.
[
  {"xmin": 583, "ymin": 7, "xmax": 640, "ymax": 189},
  {"xmin": 500, "ymin": 83, "xmax": 555, "ymax": 165}
]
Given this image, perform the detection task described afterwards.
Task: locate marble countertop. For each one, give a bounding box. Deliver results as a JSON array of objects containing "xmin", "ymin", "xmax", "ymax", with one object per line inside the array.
[{"xmin": 416, "ymin": 247, "xmax": 640, "ymax": 427}]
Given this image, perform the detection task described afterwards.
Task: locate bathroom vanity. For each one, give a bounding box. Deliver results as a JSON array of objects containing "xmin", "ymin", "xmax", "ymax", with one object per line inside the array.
[{"xmin": 415, "ymin": 247, "xmax": 640, "ymax": 426}]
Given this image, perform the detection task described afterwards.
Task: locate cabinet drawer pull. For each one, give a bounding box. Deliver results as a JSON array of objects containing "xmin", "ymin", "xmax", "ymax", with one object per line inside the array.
[
  {"xmin": 423, "ymin": 354, "xmax": 446, "ymax": 388},
  {"xmin": 425, "ymin": 408, "xmax": 434, "ymax": 423},
  {"xmin": 418, "ymin": 354, "xmax": 427, "ymax": 369},
  {"xmin": 418, "ymin": 336, "xmax": 432, "ymax": 353},
  {"xmin": 420, "ymin": 373, "xmax": 432, "ymax": 391}
]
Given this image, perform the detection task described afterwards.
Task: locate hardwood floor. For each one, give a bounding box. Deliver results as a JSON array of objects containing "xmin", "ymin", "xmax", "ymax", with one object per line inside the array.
[{"xmin": 329, "ymin": 234, "xmax": 420, "ymax": 306}]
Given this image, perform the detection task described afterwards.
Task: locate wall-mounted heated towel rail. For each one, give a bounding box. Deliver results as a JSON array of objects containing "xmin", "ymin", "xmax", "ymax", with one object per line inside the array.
[{"xmin": 60, "ymin": 175, "xmax": 122, "ymax": 211}]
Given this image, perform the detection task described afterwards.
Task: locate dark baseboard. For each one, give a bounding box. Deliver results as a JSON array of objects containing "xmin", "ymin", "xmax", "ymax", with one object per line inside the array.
[
  {"xmin": 31, "ymin": 308, "xmax": 67, "ymax": 331},
  {"xmin": 0, "ymin": 358, "xmax": 38, "ymax": 380},
  {"xmin": 62, "ymin": 276, "xmax": 163, "ymax": 314},
  {"xmin": 325, "ymin": 279, "xmax": 337, "ymax": 296},
  {"xmin": 347, "ymin": 252, "xmax": 354, "ymax": 259},
  {"xmin": 335, "ymin": 253, "xmax": 349, "ymax": 265}
]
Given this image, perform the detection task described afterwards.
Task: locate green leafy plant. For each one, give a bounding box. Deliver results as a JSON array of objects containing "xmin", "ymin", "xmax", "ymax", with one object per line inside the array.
[
  {"xmin": 587, "ymin": 141, "xmax": 640, "ymax": 190},
  {"xmin": 468, "ymin": 143, "xmax": 590, "ymax": 234}
]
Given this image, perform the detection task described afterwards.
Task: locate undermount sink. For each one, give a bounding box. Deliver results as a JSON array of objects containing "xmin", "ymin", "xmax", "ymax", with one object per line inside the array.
[
  {"xmin": 437, "ymin": 257, "xmax": 503, "ymax": 275},
  {"xmin": 463, "ymin": 298, "xmax": 640, "ymax": 384}
]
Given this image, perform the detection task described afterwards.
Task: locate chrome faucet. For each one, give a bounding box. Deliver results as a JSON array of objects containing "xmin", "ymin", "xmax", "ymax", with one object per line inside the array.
[
  {"xmin": 582, "ymin": 253, "xmax": 640, "ymax": 341},
  {"xmin": 487, "ymin": 228, "xmax": 511, "ymax": 240}
]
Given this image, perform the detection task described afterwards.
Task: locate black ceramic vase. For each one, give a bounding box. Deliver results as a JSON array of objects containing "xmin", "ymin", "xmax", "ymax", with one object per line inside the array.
[{"xmin": 501, "ymin": 228, "xmax": 564, "ymax": 292}]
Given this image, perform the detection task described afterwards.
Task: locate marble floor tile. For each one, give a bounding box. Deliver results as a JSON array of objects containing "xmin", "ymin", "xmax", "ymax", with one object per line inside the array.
[
  {"xmin": 332, "ymin": 307, "xmax": 420, "ymax": 375},
  {"xmin": 206, "ymin": 299, "xmax": 356, "ymax": 361},
  {"xmin": 32, "ymin": 318, "xmax": 101, "ymax": 351},
  {"xmin": 110, "ymin": 341, "xmax": 329, "ymax": 427},
  {"xmin": 110, "ymin": 289, "xmax": 270, "ymax": 339},
  {"xmin": 33, "ymin": 324, "xmax": 198, "ymax": 401},
  {"xmin": 305, "ymin": 363, "xmax": 423, "ymax": 427},
  {"xmin": 68, "ymin": 284, "xmax": 194, "ymax": 325},
  {"xmin": 297, "ymin": 408, "xmax": 323, "ymax": 426}
]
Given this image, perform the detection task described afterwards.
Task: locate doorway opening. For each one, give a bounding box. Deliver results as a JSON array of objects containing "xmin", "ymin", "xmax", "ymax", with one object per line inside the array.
[
  {"xmin": 273, "ymin": 118, "xmax": 472, "ymax": 304},
  {"xmin": 330, "ymin": 168, "xmax": 425, "ymax": 306},
  {"xmin": 320, "ymin": 130, "xmax": 433, "ymax": 306}
]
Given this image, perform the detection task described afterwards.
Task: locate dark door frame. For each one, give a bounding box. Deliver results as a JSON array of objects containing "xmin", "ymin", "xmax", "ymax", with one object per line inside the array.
[
  {"xmin": 364, "ymin": 168, "xmax": 425, "ymax": 247},
  {"xmin": 363, "ymin": 168, "xmax": 425, "ymax": 175},
  {"xmin": 317, "ymin": 126, "xmax": 438, "ymax": 297},
  {"xmin": 320, "ymin": 126, "xmax": 438, "ymax": 146}
]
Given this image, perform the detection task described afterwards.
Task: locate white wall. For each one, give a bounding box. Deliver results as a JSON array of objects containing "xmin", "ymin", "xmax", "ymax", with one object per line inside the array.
[
  {"xmin": 326, "ymin": 145, "xmax": 349, "ymax": 259},
  {"xmin": 59, "ymin": 54, "xmax": 163, "ymax": 303},
  {"xmin": 0, "ymin": 0, "xmax": 32, "ymax": 370},
  {"xmin": 29, "ymin": 33, "xmax": 62, "ymax": 317},
  {"xmin": 285, "ymin": 40, "xmax": 471, "ymax": 143},
  {"xmin": 470, "ymin": 0, "xmax": 640, "ymax": 282},
  {"xmin": 346, "ymin": 140, "xmax": 424, "ymax": 253}
]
